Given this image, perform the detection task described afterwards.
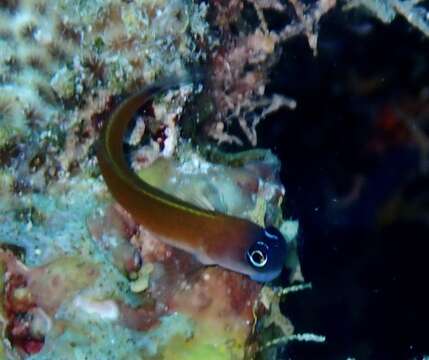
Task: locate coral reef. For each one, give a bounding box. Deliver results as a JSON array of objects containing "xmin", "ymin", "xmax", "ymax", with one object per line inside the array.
[
  {"xmin": 0, "ymin": 0, "xmax": 338, "ymax": 358},
  {"xmin": 0, "ymin": 0, "xmax": 207, "ymax": 172},
  {"xmin": 204, "ymin": 0, "xmax": 336, "ymax": 146}
]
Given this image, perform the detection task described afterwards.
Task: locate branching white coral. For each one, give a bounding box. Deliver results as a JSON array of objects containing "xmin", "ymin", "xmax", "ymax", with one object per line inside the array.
[{"xmin": 345, "ymin": 0, "xmax": 429, "ymax": 36}]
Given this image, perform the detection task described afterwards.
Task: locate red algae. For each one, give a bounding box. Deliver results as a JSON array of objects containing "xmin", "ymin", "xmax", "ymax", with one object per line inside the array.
[
  {"xmin": 89, "ymin": 202, "xmax": 266, "ymax": 358},
  {"xmin": 0, "ymin": 251, "xmax": 100, "ymax": 355},
  {"xmin": 116, "ymin": 301, "xmax": 161, "ymax": 332},
  {"xmin": 170, "ymin": 268, "xmax": 261, "ymax": 331}
]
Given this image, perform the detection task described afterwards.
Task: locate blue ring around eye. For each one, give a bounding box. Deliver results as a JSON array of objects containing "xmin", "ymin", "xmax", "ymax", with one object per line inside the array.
[{"xmin": 264, "ymin": 228, "xmax": 279, "ymax": 240}]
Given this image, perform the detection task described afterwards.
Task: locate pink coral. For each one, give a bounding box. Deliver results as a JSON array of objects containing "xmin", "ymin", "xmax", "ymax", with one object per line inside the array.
[
  {"xmin": 206, "ymin": 0, "xmax": 335, "ymax": 145},
  {"xmin": 89, "ymin": 203, "xmax": 264, "ymax": 355}
]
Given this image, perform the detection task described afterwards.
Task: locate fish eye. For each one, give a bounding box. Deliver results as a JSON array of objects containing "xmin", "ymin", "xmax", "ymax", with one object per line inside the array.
[{"xmin": 247, "ymin": 241, "xmax": 269, "ymax": 268}]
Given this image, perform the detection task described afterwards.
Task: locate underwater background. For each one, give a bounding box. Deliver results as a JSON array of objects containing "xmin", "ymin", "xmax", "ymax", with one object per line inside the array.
[
  {"xmin": 262, "ymin": 4, "xmax": 429, "ymax": 359},
  {"xmin": 0, "ymin": 0, "xmax": 428, "ymax": 359}
]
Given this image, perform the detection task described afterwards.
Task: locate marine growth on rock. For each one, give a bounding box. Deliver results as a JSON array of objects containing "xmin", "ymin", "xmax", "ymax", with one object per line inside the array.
[{"xmin": 0, "ymin": 0, "xmax": 343, "ymax": 358}]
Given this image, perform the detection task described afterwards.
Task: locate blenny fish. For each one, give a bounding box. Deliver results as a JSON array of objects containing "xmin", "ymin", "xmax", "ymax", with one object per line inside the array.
[{"xmin": 97, "ymin": 79, "xmax": 287, "ymax": 282}]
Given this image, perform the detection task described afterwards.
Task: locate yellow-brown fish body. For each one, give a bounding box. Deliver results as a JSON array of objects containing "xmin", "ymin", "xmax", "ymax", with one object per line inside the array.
[{"xmin": 97, "ymin": 79, "xmax": 287, "ymax": 282}]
